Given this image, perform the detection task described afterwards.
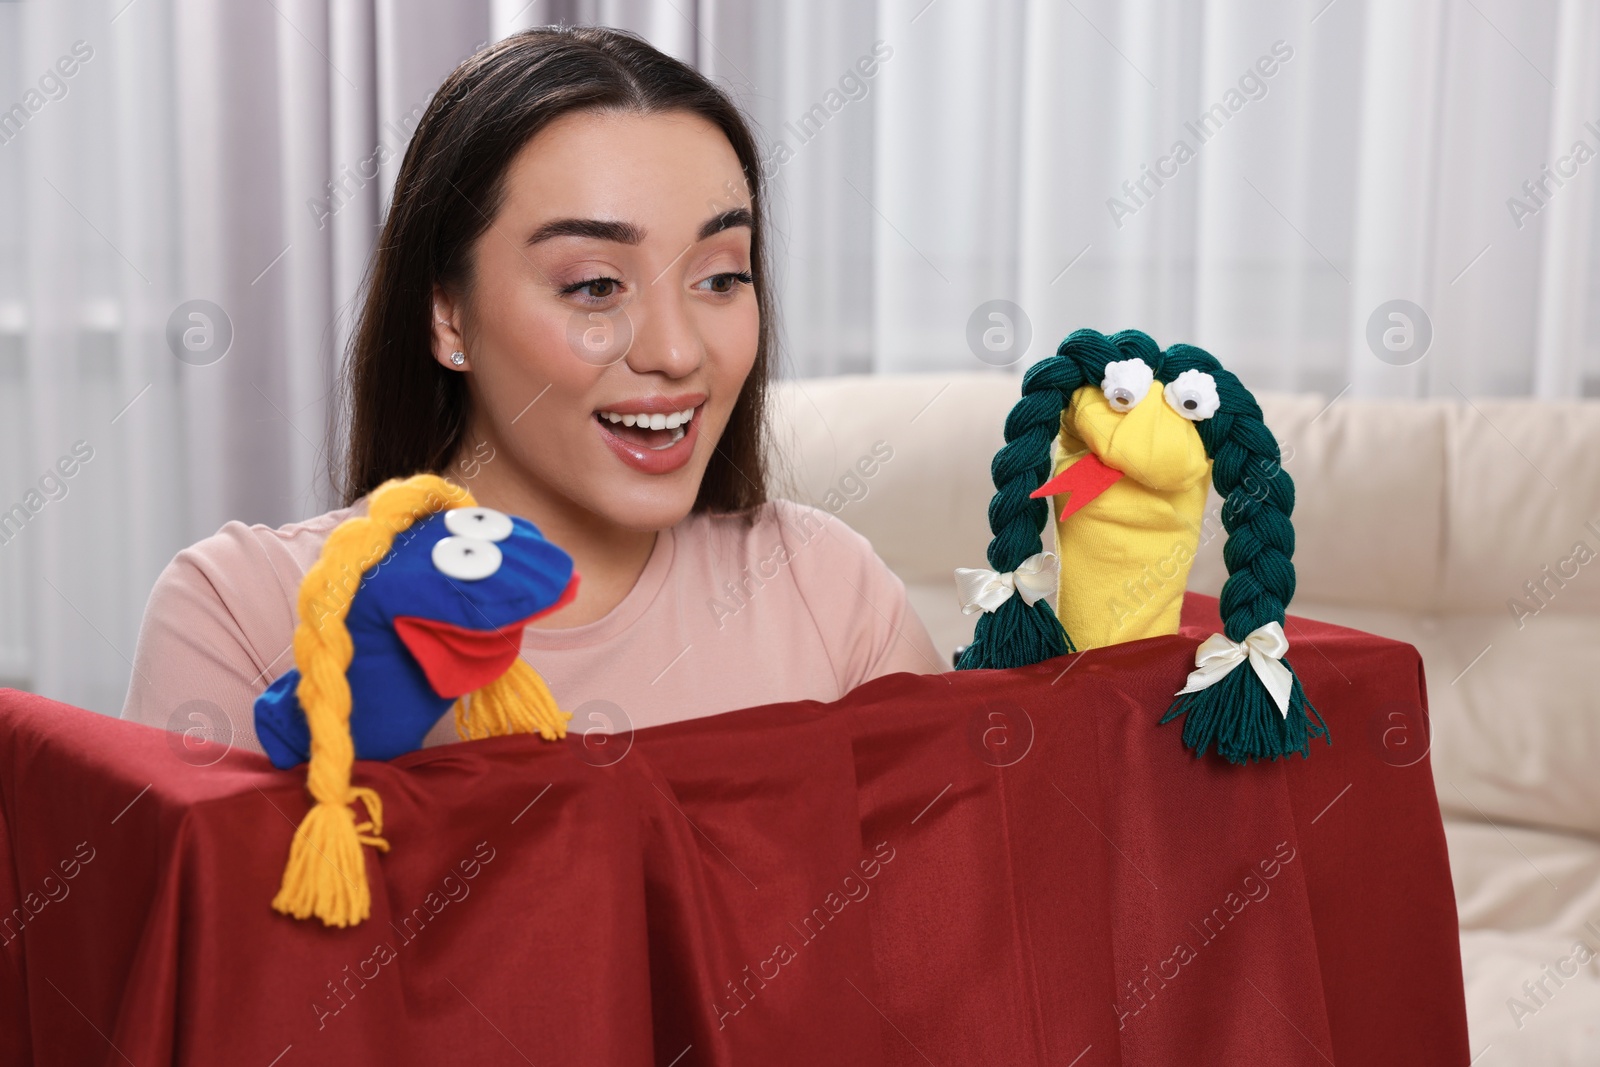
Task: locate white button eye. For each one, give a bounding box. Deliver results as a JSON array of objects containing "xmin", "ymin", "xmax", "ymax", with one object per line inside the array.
[
  {"xmin": 444, "ymin": 507, "xmax": 513, "ymax": 542},
  {"xmin": 1100, "ymin": 358, "xmax": 1154, "ymax": 413},
  {"xmin": 431, "ymin": 536, "xmax": 503, "ymax": 581},
  {"xmin": 1163, "ymin": 370, "xmax": 1221, "ymax": 421}
]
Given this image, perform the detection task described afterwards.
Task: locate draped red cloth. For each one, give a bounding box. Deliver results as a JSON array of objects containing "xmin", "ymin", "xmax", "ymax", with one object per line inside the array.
[{"xmin": 0, "ymin": 596, "xmax": 1467, "ymax": 1065}]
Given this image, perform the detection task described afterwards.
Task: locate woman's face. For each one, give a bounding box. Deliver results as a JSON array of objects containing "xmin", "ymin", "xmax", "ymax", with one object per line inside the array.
[{"xmin": 432, "ymin": 107, "xmax": 758, "ymax": 533}]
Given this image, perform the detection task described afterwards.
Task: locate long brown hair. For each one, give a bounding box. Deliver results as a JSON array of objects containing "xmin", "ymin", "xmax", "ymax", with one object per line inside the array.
[{"xmin": 335, "ymin": 26, "xmax": 774, "ymax": 518}]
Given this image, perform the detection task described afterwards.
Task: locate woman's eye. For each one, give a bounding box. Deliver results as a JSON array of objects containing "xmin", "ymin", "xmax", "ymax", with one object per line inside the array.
[
  {"xmin": 696, "ymin": 271, "xmax": 753, "ymax": 295},
  {"xmin": 1099, "ymin": 358, "xmax": 1154, "ymax": 413},
  {"xmin": 1163, "ymin": 370, "xmax": 1220, "ymax": 421},
  {"xmin": 562, "ymin": 276, "xmax": 623, "ymax": 303}
]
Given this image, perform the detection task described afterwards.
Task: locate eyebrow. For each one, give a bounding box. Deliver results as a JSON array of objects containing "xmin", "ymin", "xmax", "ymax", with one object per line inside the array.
[{"xmin": 525, "ymin": 206, "xmax": 753, "ymax": 247}]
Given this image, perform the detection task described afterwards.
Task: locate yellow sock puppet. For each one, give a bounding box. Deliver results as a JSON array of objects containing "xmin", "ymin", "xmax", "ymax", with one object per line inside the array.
[
  {"xmin": 1040, "ymin": 354, "xmax": 1212, "ymax": 648},
  {"xmin": 954, "ymin": 329, "xmax": 1326, "ymax": 764}
]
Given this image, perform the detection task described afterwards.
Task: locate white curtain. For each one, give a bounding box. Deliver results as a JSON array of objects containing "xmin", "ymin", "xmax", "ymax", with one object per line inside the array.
[{"xmin": 2, "ymin": 0, "xmax": 1596, "ymax": 713}]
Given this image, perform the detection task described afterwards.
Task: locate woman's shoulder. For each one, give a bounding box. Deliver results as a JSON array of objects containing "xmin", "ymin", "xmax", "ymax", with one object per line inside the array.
[
  {"xmin": 167, "ymin": 499, "xmax": 367, "ymax": 595},
  {"xmin": 147, "ymin": 500, "xmax": 371, "ymax": 655},
  {"xmin": 123, "ymin": 498, "xmax": 369, "ymax": 736}
]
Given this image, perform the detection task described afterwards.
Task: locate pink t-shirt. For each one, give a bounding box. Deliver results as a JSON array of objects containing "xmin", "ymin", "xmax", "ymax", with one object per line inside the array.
[{"xmin": 120, "ymin": 497, "xmax": 947, "ymax": 758}]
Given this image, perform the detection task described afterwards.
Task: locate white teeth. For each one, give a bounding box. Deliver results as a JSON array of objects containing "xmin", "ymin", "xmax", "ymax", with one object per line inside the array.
[{"xmin": 596, "ymin": 405, "xmax": 697, "ymax": 428}]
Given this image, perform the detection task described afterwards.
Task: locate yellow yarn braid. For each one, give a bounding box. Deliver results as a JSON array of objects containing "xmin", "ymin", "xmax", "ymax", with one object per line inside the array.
[
  {"xmin": 272, "ymin": 472, "xmax": 572, "ymax": 927},
  {"xmin": 453, "ymin": 657, "xmax": 570, "ymax": 741}
]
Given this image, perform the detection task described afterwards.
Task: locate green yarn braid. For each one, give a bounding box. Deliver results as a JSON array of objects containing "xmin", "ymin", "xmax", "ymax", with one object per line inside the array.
[
  {"xmin": 1150, "ymin": 341, "xmax": 1327, "ymax": 763},
  {"xmin": 956, "ymin": 328, "xmax": 1327, "ymax": 764},
  {"xmin": 954, "ymin": 328, "xmax": 1138, "ymax": 670}
]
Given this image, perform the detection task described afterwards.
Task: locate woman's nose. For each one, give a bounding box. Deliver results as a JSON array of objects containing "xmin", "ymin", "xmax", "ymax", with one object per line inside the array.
[{"xmin": 622, "ymin": 279, "xmax": 705, "ymax": 378}]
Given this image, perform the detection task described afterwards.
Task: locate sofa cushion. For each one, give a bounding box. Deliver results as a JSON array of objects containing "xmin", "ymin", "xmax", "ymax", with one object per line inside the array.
[
  {"xmin": 1187, "ymin": 395, "xmax": 1450, "ymax": 613},
  {"xmin": 1439, "ymin": 400, "xmax": 1600, "ymax": 615},
  {"xmin": 1447, "ymin": 818, "xmax": 1600, "ymax": 1063}
]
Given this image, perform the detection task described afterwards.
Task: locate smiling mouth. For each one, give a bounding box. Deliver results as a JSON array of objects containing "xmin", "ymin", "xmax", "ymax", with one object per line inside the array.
[{"xmin": 593, "ymin": 404, "xmax": 697, "ymax": 451}]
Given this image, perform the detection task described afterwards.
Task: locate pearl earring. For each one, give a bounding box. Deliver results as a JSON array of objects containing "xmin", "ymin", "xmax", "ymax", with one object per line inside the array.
[{"xmin": 450, "ymin": 351, "xmax": 465, "ymax": 367}]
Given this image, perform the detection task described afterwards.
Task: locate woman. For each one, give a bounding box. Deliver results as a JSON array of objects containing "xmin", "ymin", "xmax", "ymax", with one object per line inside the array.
[{"xmin": 121, "ymin": 25, "xmax": 944, "ymax": 755}]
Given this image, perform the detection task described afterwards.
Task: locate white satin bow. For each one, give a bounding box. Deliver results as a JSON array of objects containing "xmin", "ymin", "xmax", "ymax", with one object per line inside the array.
[
  {"xmin": 1176, "ymin": 621, "xmax": 1294, "ymax": 717},
  {"xmin": 954, "ymin": 551, "xmax": 1059, "ymax": 616}
]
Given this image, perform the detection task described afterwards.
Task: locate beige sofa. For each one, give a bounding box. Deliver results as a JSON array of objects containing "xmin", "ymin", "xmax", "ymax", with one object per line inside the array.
[{"xmin": 769, "ymin": 373, "xmax": 1600, "ymax": 1065}]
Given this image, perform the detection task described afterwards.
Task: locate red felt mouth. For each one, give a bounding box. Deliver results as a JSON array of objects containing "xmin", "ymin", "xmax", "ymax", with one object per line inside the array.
[
  {"xmin": 394, "ymin": 573, "xmax": 580, "ymax": 698},
  {"xmin": 1029, "ymin": 452, "xmax": 1125, "ymax": 519}
]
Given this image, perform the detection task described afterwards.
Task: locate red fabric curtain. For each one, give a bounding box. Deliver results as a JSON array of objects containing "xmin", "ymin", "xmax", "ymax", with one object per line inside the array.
[{"xmin": 0, "ymin": 596, "xmax": 1467, "ymax": 1065}]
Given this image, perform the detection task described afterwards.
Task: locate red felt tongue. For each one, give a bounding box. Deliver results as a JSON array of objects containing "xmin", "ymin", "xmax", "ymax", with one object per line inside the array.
[
  {"xmin": 394, "ymin": 573, "xmax": 581, "ymax": 698},
  {"xmin": 394, "ymin": 614, "xmax": 530, "ymax": 699},
  {"xmin": 1029, "ymin": 452, "xmax": 1125, "ymax": 518}
]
